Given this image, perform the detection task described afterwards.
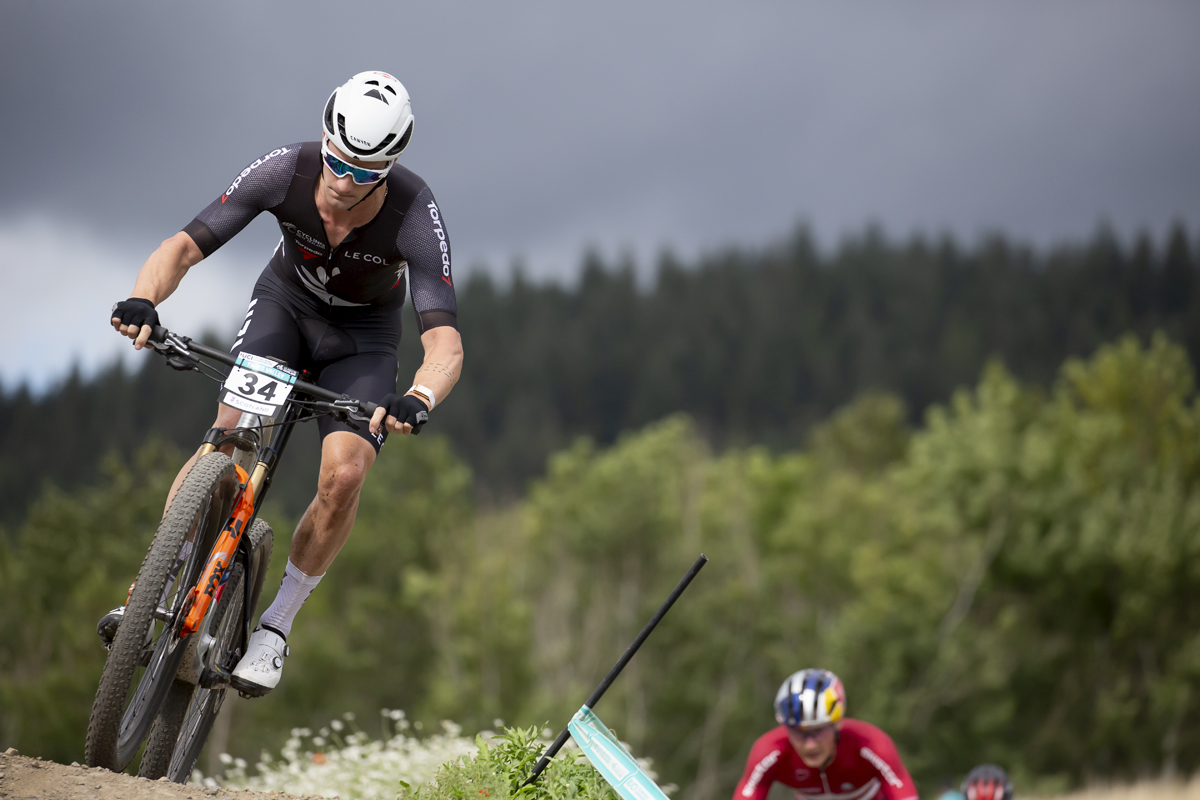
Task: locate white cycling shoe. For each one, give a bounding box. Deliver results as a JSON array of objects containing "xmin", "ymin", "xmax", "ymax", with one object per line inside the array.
[{"xmin": 231, "ymin": 627, "xmax": 289, "ymax": 696}]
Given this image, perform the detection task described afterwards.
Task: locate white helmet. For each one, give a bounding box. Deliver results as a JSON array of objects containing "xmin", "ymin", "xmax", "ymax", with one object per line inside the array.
[
  {"xmin": 774, "ymin": 669, "xmax": 846, "ymax": 727},
  {"xmin": 322, "ymin": 71, "xmax": 414, "ymax": 163}
]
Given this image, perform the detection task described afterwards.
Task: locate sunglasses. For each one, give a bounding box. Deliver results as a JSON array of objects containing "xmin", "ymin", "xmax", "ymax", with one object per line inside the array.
[
  {"xmin": 787, "ymin": 725, "xmax": 834, "ymax": 741},
  {"xmin": 321, "ymin": 138, "xmax": 392, "ymax": 185}
]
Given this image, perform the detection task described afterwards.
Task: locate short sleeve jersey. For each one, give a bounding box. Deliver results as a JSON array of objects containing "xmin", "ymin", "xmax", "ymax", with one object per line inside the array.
[
  {"xmin": 733, "ymin": 721, "xmax": 917, "ymax": 800},
  {"xmin": 182, "ymin": 141, "xmax": 457, "ymax": 334}
]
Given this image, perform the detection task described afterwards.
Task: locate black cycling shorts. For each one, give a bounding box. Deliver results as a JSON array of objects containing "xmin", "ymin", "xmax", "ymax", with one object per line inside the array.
[{"xmin": 227, "ymin": 268, "xmax": 402, "ymax": 452}]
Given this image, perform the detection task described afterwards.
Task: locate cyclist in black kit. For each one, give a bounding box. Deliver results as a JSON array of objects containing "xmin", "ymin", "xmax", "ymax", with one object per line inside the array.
[{"xmin": 109, "ymin": 71, "xmax": 463, "ymax": 693}]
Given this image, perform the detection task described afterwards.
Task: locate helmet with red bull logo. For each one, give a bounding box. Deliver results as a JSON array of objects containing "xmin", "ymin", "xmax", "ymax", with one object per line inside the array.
[{"xmin": 774, "ymin": 668, "xmax": 846, "ymax": 728}]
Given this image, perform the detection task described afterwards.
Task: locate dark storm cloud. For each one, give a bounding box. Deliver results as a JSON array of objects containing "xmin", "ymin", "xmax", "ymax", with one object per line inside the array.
[{"xmin": 2, "ymin": 0, "xmax": 1199, "ymax": 279}]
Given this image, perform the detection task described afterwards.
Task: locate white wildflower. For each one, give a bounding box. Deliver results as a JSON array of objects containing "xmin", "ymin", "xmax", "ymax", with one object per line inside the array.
[{"xmin": 197, "ymin": 710, "xmax": 479, "ymax": 800}]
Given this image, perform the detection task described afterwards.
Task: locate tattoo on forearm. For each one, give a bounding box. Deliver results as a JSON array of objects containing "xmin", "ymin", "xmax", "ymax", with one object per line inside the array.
[{"xmin": 417, "ymin": 361, "xmax": 459, "ymax": 386}]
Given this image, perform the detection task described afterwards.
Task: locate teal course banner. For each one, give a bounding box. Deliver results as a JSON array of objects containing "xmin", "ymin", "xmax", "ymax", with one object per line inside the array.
[{"xmin": 568, "ymin": 707, "xmax": 670, "ymax": 800}]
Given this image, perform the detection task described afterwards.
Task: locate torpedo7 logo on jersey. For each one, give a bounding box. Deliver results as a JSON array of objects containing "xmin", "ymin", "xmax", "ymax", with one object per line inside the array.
[
  {"xmin": 221, "ymin": 147, "xmax": 292, "ymax": 202},
  {"xmin": 428, "ymin": 202, "xmax": 452, "ymax": 286}
]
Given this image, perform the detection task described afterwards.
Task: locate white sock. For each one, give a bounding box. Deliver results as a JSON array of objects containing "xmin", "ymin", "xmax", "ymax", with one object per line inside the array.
[{"xmin": 257, "ymin": 559, "xmax": 324, "ymax": 638}]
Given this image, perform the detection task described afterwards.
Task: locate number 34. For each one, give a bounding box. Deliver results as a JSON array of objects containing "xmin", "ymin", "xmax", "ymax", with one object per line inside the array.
[{"xmin": 238, "ymin": 372, "xmax": 278, "ymax": 402}]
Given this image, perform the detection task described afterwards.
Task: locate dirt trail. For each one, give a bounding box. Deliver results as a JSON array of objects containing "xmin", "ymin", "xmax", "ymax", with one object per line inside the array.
[{"xmin": 0, "ymin": 749, "xmax": 321, "ymax": 800}]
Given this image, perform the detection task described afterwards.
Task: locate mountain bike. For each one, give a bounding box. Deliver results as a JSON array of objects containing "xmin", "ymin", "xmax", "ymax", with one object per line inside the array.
[{"xmin": 85, "ymin": 325, "xmax": 381, "ymax": 782}]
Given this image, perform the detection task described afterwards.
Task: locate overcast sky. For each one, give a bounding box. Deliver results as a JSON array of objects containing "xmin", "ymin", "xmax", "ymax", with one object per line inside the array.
[{"xmin": 3, "ymin": 1, "xmax": 1199, "ymax": 390}]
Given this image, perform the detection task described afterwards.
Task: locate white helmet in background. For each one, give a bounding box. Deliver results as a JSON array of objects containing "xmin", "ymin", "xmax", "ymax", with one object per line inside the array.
[
  {"xmin": 322, "ymin": 71, "xmax": 414, "ymax": 162},
  {"xmin": 774, "ymin": 669, "xmax": 846, "ymax": 728}
]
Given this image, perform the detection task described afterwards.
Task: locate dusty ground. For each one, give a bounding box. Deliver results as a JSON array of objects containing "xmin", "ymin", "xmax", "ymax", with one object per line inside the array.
[
  {"xmin": 7, "ymin": 746, "xmax": 1200, "ymax": 800},
  {"xmin": 0, "ymin": 748, "xmax": 322, "ymax": 800}
]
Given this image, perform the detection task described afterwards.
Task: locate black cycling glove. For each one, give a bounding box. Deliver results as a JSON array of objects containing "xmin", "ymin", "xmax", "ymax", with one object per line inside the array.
[
  {"xmin": 111, "ymin": 297, "xmax": 159, "ymax": 329},
  {"xmin": 380, "ymin": 392, "xmax": 430, "ymax": 435}
]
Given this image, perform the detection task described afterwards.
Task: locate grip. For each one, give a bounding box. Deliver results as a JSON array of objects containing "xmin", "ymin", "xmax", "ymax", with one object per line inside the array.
[
  {"xmin": 149, "ymin": 325, "xmax": 168, "ymax": 343},
  {"xmin": 358, "ymin": 400, "xmax": 423, "ymax": 435}
]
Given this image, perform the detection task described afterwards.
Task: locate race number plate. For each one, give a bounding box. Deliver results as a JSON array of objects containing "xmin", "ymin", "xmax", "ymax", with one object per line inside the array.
[{"xmin": 222, "ymin": 353, "xmax": 297, "ymax": 416}]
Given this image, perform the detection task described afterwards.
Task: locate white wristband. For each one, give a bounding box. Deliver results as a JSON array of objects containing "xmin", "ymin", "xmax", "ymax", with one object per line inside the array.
[{"xmin": 407, "ymin": 384, "xmax": 436, "ymax": 409}]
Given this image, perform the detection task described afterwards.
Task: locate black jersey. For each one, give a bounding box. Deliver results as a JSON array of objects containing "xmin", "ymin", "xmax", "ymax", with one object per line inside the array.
[{"xmin": 182, "ymin": 141, "xmax": 456, "ymax": 333}]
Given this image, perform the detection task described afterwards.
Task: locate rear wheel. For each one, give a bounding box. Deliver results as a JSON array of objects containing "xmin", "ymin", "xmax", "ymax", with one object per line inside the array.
[
  {"xmin": 135, "ymin": 679, "xmax": 192, "ymax": 780},
  {"xmin": 85, "ymin": 453, "xmax": 240, "ymax": 772},
  {"xmin": 142, "ymin": 518, "xmax": 274, "ymax": 783}
]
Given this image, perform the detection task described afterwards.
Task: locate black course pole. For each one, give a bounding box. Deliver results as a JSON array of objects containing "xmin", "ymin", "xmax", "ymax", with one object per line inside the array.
[{"xmin": 523, "ymin": 554, "xmax": 709, "ymax": 786}]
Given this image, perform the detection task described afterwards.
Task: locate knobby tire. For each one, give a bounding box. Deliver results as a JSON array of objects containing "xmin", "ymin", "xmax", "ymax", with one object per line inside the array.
[
  {"xmin": 141, "ymin": 518, "xmax": 274, "ymax": 782},
  {"xmin": 85, "ymin": 453, "xmax": 240, "ymax": 772}
]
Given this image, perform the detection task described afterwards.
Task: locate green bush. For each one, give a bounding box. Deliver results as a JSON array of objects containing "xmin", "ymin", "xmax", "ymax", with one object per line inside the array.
[{"xmin": 399, "ymin": 725, "xmax": 620, "ymax": 800}]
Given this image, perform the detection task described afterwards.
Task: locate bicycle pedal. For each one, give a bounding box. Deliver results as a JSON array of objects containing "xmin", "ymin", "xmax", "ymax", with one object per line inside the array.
[
  {"xmin": 200, "ymin": 663, "xmax": 232, "ymax": 690},
  {"xmin": 96, "ymin": 606, "xmax": 124, "ymax": 649},
  {"xmin": 229, "ymin": 674, "xmax": 272, "ymax": 698}
]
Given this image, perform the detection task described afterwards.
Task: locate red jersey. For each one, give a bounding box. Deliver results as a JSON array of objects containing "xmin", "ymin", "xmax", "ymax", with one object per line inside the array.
[{"xmin": 733, "ymin": 720, "xmax": 917, "ymax": 800}]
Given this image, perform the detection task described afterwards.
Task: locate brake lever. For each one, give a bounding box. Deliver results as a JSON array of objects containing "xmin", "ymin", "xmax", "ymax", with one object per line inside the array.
[
  {"xmin": 148, "ymin": 329, "xmax": 186, "ymax": 351},
  {"xmin": 346, "ymin": 399, "xmax": 380, "ymax": 430},
  {"xmin": 311, "ymin": 400, "xmax": 367, "ymax": 431},
  {"xmin": 148, "ymin": 329, "xmax": 202, "ymax": 371},
  {"xmin": 310, "ymin": 401, "xmax": 345, "ymax": 419}
]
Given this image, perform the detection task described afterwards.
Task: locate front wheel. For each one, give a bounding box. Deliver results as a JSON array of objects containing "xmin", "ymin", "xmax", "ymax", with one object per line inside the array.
[
  {"xmin": 85, "ymin": 453, "xmax": 240, "ymax": 772},
  {"xmin": 141, "ymin": 518, "xmax": 274, "ymax": 782}
]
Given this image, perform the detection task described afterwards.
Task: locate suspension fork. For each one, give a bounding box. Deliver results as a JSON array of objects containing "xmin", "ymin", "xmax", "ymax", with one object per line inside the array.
[
  {"xmin": 234, "ymin": 397, "xmax": 306, "ymax": 652},
  {"xmin": 246, "ymin": 395, "xmax": 306, "ymax": 510},
  {"xmin": 180, "ymin": 466, "xmax": 255, "ymax": 637},
  {"xmin": 180, "ymin": 397, "xmax": 307, "ymax": 639}
]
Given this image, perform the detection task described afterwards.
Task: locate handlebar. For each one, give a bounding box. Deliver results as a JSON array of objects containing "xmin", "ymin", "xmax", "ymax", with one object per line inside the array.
[{"xmin": 148, "ymin": 325, "xmax": 381, "ymax": 419}]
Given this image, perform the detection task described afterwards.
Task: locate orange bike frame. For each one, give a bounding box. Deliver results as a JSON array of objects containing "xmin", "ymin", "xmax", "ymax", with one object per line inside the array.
[{"xmin": 181, "ymin": 463, "xmax": 256, "ymax": 637}]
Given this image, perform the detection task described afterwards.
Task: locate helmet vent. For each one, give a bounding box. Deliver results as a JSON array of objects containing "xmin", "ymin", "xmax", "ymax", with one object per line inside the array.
[
  {"xmin": 385, "ymin": 121, "xmax": 413, "ymax": 156},
  {"xmin": 365, "ymin": 80, "xmax": 380, "ymax": 86},
  {"xmin": 384, "ymin": 85, "xmax": 397, "ymax": 95},
  {"xmin": 364, "ymin": 88, "xmax": 389, "ymax": 104},
  {"xmin": 324, "ymin": 94, "xmax": 337, "ymax": 131}
]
